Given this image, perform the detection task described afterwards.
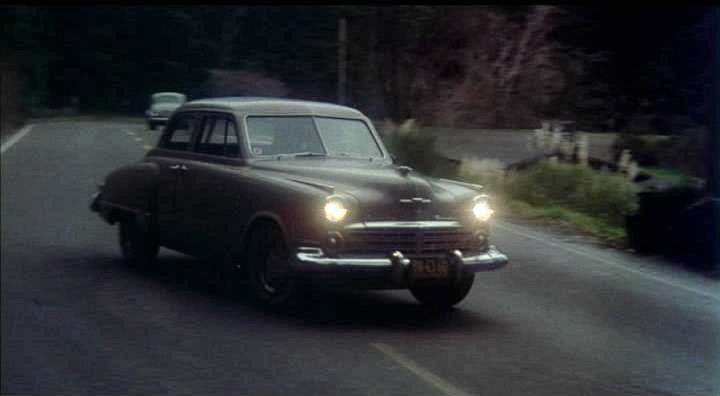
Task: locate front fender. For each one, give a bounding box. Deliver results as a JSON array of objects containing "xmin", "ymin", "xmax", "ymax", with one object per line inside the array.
[{"xmin": 231, "ymin": 174, "xmax": 335, "ymax": 255}]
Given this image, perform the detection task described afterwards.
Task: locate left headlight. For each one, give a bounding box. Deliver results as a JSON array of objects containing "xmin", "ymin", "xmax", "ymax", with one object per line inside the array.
[
  {"xmin": 324, "ymin": 199, "xmax": 348, "ymax": 223},
  {"xmin": 472, "ymin": 196, "xmax": 494, "ymax": 221}
]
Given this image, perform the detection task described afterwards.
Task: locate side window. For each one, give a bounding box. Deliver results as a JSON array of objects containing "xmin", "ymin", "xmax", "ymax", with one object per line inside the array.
[
  {"xmin": 223, "ymin": 120, "xmax": 241, "ymax": 156},
  {"xmin": 160, "ymin": 115, "xmax": 198, "ymax": 151},
  {"xmin": 195, "ymin": 115, "xmax": 241, "ymax": 158}
]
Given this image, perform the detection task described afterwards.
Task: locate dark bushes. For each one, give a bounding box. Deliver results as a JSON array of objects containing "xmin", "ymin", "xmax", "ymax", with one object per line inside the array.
[
  {"xmin": 611, "ymin": 130, "xmax": 707, "ymax": 177},
  {"xmin": 625, "ymin": 185, "xmax": 715, "ymax": 268}
]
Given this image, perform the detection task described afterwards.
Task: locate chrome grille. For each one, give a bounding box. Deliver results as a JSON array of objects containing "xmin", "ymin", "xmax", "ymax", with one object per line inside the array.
[{"xmin": 343, "ymin": 228, "xmax": 477, "ymax": 255}]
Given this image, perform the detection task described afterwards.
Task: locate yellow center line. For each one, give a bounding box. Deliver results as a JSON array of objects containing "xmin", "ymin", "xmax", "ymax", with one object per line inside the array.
[
  {"xmin": 370, "ymin": 343, "xmax": 470, "ymax": 396},
  {"xmin": 143, "ymin": 145, "xmax": 152, "ymax": 151}
]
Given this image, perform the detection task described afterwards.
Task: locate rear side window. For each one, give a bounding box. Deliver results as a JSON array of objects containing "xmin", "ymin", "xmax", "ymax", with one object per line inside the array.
[
  {"xmin": 159, "ymin": 115, "xmax": 199, "ymax": 151},
  {"xmin": 196, "ymin": 115, "xmax": 241, "ymax": 157}
]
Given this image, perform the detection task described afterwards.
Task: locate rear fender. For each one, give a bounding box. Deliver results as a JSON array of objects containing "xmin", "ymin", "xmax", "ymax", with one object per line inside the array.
[{"xmin": 99, "ymin": 162, "xmax": 160, "ymax": 222}]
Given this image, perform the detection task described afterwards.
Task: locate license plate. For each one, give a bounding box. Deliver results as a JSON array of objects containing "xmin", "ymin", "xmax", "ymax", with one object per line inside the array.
[{"xmin": 410, "ymin": 258, "xmax": 450, "ymax": 279}]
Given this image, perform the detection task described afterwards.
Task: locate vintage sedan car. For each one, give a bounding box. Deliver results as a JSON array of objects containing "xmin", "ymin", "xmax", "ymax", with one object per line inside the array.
[
  {"xmin": 91, "ymin": 97, "xmax": 508, "ymax": 308},
  {"xmin": 145, "ymin": 92, "xmax": 187, "ymax": 130}
]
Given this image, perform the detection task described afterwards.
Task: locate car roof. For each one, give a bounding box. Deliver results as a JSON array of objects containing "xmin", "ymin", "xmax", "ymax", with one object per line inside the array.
[
  {"xmin": 180, "ymin": 97, "xmax": 365, "ymax": 118},
  {"xmin": 152, "ymin": 92, "xmax": 185, "ymax": 98}
]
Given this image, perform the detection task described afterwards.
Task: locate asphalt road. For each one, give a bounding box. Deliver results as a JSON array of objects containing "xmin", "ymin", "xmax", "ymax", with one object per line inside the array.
[{"xmin": 2, "ymin": 121, "xmax": 719, "ymax": 396}]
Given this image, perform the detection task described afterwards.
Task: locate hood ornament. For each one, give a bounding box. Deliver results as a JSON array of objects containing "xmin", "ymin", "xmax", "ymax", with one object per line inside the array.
[
  {"xmin": 400, "ymin": 196, "xmax": 432, "ymax": 216},
  {"xmin": 397, "ymin": 165, "xmax": 413, "ymax": 177}
]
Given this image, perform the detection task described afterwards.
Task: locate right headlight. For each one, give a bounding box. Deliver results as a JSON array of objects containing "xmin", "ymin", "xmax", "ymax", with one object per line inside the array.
[{"xmin": 472, "ymin": 195, "xmax": 494, "ymax": 221}]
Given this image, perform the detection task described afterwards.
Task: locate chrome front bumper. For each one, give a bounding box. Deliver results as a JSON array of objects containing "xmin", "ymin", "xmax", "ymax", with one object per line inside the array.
[{"xmin": 293, "ymin": 245, "xmax": 508, "ymax": 286}]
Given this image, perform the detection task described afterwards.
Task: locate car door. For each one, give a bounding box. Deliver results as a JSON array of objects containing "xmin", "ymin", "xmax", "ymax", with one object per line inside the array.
[
  {"xmin": 150, "ymin": 112, "xmax": 202, "ymax": 251},
  {"xmin": 174, "ymin": 112, "xmax": 245, "ymax": 258}
]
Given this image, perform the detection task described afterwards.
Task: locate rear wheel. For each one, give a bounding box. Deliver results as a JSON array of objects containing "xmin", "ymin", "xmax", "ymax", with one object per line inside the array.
[
  {"xmin": 409, "ymin": 274, "xmax": 475, "ymax": 309},
  {"xmin": 147, "ymin": 121, "xmax": 156, "ymax": 130},
  {"xmin": 118, "ymin": 216, "xmax": 158, "ymax": 269},
  {"xmin": 245, "ymin": 223, "xmax": 296, "ymax": 307}
]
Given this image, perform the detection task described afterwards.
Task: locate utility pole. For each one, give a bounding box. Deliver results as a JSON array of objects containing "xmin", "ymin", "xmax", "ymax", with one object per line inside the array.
[
  {"xmin": 337, "ymin": 17, "xmax": 347, "ymax": 105},
  {"xmin": 708, "ymin": 7, "xmax": 720, "ymax": 271}
]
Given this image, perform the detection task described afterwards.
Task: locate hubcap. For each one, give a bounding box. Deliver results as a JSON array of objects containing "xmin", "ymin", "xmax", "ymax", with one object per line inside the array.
[
  {"xmin": 259, "ymin": 245, "xmax": 289, "ymax": 294},
  {"xmin": 122, "ymin": 230, "xmax": 136, "ymax": 259}
]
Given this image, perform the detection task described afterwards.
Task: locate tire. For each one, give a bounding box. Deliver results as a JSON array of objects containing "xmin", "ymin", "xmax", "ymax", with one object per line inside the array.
[
  {"xmin": 409, "ymin": 274, "xmax": 475, "ymax": 309},
  {"xmin": 148, "ymin": 122, "xmax": 156, "ymax": 131},
  {"xmin": 118, "ymin": 216, "xmax": 158, "ymax": 269},
  {"xmin": 245, "ymin": 223, "xmax": 295, "ymax": 307},
  {"xmin": 213, "ymin": 249, "xmax": 248, "ymax": 299}
]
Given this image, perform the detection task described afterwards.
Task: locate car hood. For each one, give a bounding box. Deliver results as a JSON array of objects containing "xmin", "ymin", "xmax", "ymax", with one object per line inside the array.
[{"xmin": 250, "ymin": 159, "xmax": 482, "ymax": 221}]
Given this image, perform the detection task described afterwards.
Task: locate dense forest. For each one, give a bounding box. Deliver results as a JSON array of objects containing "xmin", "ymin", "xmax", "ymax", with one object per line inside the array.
[{"xmin": 1, "ymin": 6, "xmax": 712, "ymax": 132}]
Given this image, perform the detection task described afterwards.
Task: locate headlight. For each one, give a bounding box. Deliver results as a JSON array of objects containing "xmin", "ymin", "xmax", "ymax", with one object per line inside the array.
[
  {"xmin": 472, "ymin": 196, "xmax": 494, "ymax": 221},
  {"xmin": 324, "ymin": 199, "xmax": 348, "ymax": 222}
]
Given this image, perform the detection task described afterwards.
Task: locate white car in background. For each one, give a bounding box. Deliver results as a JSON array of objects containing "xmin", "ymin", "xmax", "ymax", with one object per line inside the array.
[{"xmin": 145, "ymin": 92, "xmax": 186, "ymax": 130}]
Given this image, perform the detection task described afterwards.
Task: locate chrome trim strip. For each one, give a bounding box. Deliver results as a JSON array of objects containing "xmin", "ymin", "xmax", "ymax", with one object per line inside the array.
[
  {"xmin": 460, "ymin": 246, "xmax": 509, "ymax": 271},
  {"xmin": 295, "ymin": 246, "xmax": 508, "ymax": 272},
  {"xmin": 344, "ymin": 220, "xmax": 463, "ymax": 230},
  {"xmin": 296, "ymin": 253, "xmax": 392, "ymax": 267},
  {"xmin": 286, "ymin": 178, "xmax": 335, "ymax": 194},
  {"xmin": 437, "ymin": 178, "xmax": 484, "ymax": 191},
  {"xmin": 399, "ymin": 197, "xmax": 432, "ymax": 204}
]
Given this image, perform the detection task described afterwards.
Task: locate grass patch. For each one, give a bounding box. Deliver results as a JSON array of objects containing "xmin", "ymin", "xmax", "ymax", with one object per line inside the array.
[
  {"xmin": 641, "ymin": 166, "xmax": 686, "ymax": 182},
  {"xmin": 504, "ymin": 161, "xmax": 639, "ymax": 226},
  {"xmin": 501, "ymin": 199, "xmax": 627, "ymax": 243},
  {"xmin": 470, "ymin": 161, "xmax": 638, "ymax": 245},
  {"xmin": 640, "ymin": 166, "xmax": 705, "ymax": 188}
]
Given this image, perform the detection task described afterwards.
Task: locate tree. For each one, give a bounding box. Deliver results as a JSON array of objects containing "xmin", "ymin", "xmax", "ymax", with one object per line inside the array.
[{"xmin": 410, "ymin": 6, "xmax": 579, "ymax": 128}]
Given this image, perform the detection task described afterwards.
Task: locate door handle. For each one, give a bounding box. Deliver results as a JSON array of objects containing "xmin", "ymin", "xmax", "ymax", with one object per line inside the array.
[{"xmin": 169, "ymin": 164, "xmax": 181, "ymax": 170}]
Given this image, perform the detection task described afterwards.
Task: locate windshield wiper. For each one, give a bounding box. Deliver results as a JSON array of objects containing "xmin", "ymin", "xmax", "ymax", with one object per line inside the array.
[
  {"xmin": 275, "ymin": 152, "xmax": 327, "ymax": 159},
  {"xmin": 330, "ymin": 152, "xmax": 377, "ymax": 160},
  {"xmin": 294, "ymin": 152, "xmax": 327, "ymax": 158}
]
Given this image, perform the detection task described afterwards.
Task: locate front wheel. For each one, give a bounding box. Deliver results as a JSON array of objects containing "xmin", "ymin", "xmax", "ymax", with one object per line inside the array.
[
  {"xmin": 245, "ymin": 223, "xmax": 296, "ymax": 308},
  {"xmin": 118, "ymin": 217, "xmax": 158, "ymax": 269},
  {"xmin": 409, "ymin": 274, "xmax": 475, "ymax": 309}
]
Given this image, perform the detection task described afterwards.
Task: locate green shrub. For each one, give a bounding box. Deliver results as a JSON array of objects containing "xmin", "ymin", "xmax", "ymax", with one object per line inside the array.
[
  {"xmin": 457, "ymin": 158, "xmax": 506, "ymax": 193},
  {"xmin": 506, "ymin": 161, "xmax": 639, "ymax": 226},
  {"xmin": 381, "ymin": 123, "xmax": 459, "ymax": 178}
]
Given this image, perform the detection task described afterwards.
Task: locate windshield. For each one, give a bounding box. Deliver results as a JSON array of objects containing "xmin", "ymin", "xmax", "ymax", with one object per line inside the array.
[
  {"xmin": 153, "ymin": 95, "xmax": 182, "ymax": 104},
  {"xmin": 246, "ymin": 116, "xmax": 383, "ymax": 158}
]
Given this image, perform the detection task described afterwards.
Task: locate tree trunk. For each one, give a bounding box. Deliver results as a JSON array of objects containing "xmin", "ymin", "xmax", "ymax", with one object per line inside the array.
[
  {"xmin": 365, "ymin": 9, "xmax": 381, "ymax": 117},
  {"xmin": 337, "ymin": 17, "xmax": 347, "ymax": 105}
]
